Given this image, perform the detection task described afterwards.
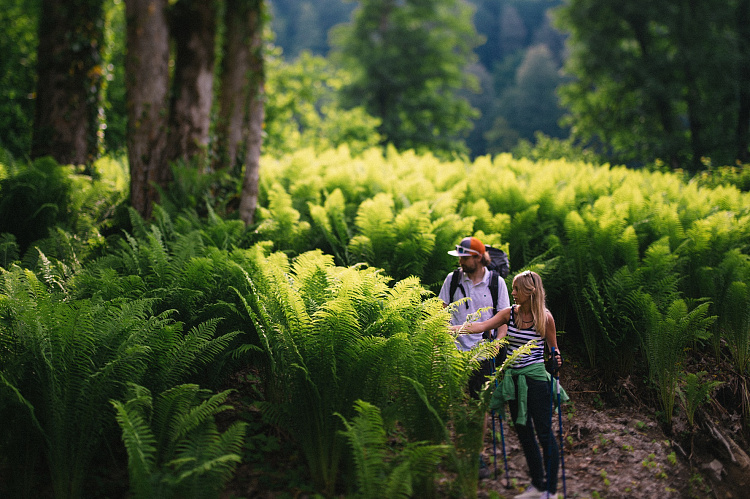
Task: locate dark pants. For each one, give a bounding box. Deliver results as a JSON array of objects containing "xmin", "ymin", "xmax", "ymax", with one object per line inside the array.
[
  {"xmin": 468, "ymin": 359, "xmax": 494, "ymax": 399},
  {"xmin": 468, "ymin": 346, "xmax": 507, "ymax": 399},
  {"xmin": 508, "ymin": 377, "xmax": 559, "ymax": 494}
]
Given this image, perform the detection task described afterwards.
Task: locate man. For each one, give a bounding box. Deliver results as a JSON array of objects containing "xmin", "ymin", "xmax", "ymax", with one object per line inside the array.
[{"xmin": 438, "ymin": 236, "xmax": 510, "ymax": 478}]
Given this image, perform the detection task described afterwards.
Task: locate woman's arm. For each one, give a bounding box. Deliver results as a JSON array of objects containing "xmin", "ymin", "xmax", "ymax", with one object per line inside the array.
[
  {"xmin": 544, "ymin": 310, "xmax": 563, "ymax": 367},
  {"xmin": 451, "ymin": 307, "xmax": 511, "ymax": 334}
]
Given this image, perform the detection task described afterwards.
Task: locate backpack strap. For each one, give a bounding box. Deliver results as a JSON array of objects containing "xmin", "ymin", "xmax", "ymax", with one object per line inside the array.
[
  {"xmin": 486, "ymin": 270, "xmax": 500, "ymax": 340},
  {"xmin": 449, "ymin": 269, "xmax": 469, "ymax": 309},
  {"xmin": 488, "ymin": 270, "xmax": 499, "ymax": 314}
]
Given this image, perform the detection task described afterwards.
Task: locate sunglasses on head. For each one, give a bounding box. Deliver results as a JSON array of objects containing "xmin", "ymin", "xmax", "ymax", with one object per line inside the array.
[
  {"xmin": 454, "ymin": 245, "xmax": 480, "ymax": 256},
  {"xmin": 521, "ymin": 270, "xmax": 537, "ymax": 285}
]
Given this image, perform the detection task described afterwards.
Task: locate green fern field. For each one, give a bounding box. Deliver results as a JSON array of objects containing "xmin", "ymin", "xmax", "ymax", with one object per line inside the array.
[{"xmin": 1, "ymin": 148, "xmax": 749, "ymax": 497}]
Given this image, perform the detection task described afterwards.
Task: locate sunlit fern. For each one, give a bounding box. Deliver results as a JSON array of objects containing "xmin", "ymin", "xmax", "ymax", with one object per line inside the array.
[{"xmin": 237, "ymin": 249, "xmax": 474, "ymax": 495}]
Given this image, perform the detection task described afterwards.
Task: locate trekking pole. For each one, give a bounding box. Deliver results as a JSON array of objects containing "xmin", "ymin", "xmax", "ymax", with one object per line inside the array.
[
  {"xmin": 492, "ymin": 356, "xmax": 511, "ymax": 487},
  {"xmin": 490, "ymin": 358, "xmax": 498, "ymax": 480},
  {"xmin": 497, "ymin": 411, "xmax": 511, "ymax": 488},
  {"xmin": 552, "ymin": 348, "xmax": 567, "ymax": 498},
  {"xmin": 546, "ymin": 356, "xmax": 555, "ymax": 496}
]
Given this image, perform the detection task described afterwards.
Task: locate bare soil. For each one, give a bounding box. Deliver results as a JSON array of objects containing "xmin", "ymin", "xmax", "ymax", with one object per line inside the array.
[{"xmin": 476, "ymin": 366, "xmax": 750, "ymax": 499}]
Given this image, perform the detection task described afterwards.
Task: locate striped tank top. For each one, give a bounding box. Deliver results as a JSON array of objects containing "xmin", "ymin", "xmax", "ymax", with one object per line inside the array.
[{"xmin": 507, "ymin": 305, "xmax": 545, "ymax": 368}]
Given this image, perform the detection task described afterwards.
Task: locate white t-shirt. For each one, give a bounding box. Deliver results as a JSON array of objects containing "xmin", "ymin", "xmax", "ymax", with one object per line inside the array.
[{"xmin": 438, "ymin": 267, "xmax": 510, "ymax": 351}]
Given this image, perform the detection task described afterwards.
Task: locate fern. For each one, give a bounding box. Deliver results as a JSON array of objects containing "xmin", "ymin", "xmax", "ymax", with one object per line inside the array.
[
  {"xmin": 677, "ymin": 371, "xmax": 724, "ymax": 427},
  {"xmin": 337, "ymin": 400, "xmax": 449, "ymax": 499},
  {"xmin": 348, "ymin": 193, "xmax": 397, "ymax": 270},
  {"xmin": 0, "ymin": 232, "xmax": 20, "ymax": 268},
  {"xmin": 563, "ymin": 210, "xmax": 600, "ymax": 366},
  {"xmin": 237, "ymin": 250, "xmax": 470, "ymax": 495},
  {"xmin": 308, "ymin": 188, "xmax": 352, "ymax": 266},
  {"xmin": 0, "ymin": 259, "xmax": 241, "ymax": 498},
  {"xmin": 112, "ymin": 385, "xmax": 158, "ymax": 497},
  {"xmin": 112, "ymin": 383, "xmax": 246, "ymax": 499},
  {"xmin": 0, "ymin": 267, "xmax": 163, "ymax": 498},
  {"xmin": 724, "ymin": 280, "xmax": 750, "ymax": 375},
  {"xmin": 255, "ymin": 183, "xmax": 311, "ymax": 254},
  {"xmin": 642, "ymin": 299, "xmax": 715, "ymax": 424},
  {"xmin": 700, "ymin": 249, "xmax": 750, "ymax": 374}
]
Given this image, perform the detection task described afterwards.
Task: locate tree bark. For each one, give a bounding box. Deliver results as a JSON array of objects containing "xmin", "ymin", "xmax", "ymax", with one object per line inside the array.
[
  {"xmin": 238, "ymin": 1, "xmax": 265, "ymax": 226},
  {"xmin": 214, "ymin": 0, "xmax": 251, "ymax": 174},
  {"xmin": 124, "ymin": 0, "xmax": 170, "ymax": 219},
  {"xmin": 166, "ymin": 0, "xmax": 217, "ymax": 168},
  {"xmin": 31, "ymin": 0, "xmax": 104, "ymax": 165}
]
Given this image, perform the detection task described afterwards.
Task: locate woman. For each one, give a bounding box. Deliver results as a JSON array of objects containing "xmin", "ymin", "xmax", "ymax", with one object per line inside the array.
[{"xmin": 451, "ymin": 270, "xmax": 565, "ymax": 499}]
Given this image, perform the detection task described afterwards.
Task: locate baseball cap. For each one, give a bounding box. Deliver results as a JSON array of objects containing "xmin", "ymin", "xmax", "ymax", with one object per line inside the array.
[{"xmin": 448, "ymin": 237, "xmax": 485, "ymax": 257}]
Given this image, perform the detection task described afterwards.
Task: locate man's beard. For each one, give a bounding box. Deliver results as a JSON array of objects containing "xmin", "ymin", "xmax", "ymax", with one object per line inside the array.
[{"xmin": 461, "ymin": 262, "xmax": 478, "ymax": 273}]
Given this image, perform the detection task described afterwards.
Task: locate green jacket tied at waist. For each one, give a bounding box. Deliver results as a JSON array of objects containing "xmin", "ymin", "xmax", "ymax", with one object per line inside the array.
[{"xmin": 489, "ymin": 362, "xmax": 570, "ymax": 425}]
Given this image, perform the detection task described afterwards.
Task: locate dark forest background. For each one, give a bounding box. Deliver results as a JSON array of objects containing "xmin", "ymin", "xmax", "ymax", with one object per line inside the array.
[{"xmin": 268, "ymin": 0, "xmax": 569, "ymax": 158}]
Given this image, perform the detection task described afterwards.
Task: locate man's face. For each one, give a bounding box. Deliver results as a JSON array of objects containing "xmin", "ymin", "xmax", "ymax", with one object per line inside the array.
[{"xmin": 459, "ymin": 254, "xmax": 481, "ymax": 273}]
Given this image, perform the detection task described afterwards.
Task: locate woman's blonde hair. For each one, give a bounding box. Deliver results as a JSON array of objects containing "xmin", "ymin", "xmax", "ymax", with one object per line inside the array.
[{"xmin": 513, "ymin": 270, "xmax": 547, "ymax": 338}]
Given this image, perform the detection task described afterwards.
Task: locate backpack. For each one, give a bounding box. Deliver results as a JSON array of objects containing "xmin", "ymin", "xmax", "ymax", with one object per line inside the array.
[{"xmin": 484, "ymin": 245, "xmax": 510, "ymax": 278}]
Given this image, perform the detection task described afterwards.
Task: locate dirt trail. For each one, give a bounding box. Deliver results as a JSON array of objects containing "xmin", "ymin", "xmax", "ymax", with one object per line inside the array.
[{"xmin": 477, "ymin": 370, "xmax": 749, "ymax": 499}]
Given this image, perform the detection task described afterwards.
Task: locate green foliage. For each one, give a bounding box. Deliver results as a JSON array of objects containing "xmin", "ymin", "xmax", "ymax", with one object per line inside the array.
[
  {"xmin": 72, "ymin": 206, "xmax": 251, "ymax": 326},
  {"xmin": 513, "ymin": 132, "xmax": 602, "ymax": 164},
  {"xmin": 337, "ymin": 400, "xmax": 449, "ymax": 499},
  {"xmin": 0, "ymin": 233, "xmax": 19, "ymax": 268},
  {"xmin": 4, "ymin": 140, "xmax": 750, "ymax": 498},
  {"xmin": 697, "ymin": 249, "xmax": 750, "ymax": 373},
  {"xmin": 0, "ymin": 155, "xmax": 126, "ymax": 264},
  {"xmin": 112, "ymin": 383, "xmax": 246, "ymax": 499},
  {"xmin": 264, "ymin": 51, "xmax": 382, "ymax": 157},
  {"xmin": 156, "ymin": 161, "xmax": 237, "ymax": 220},
  {"xmin": 100, "ymin": 0, "xmax": 127, "ymax": 153},
  {"xmin": 692, "ymin": 163, "xmax": 750, "ymax": 193},
  {"xmin": 255, "ymin": 183, "xmax": 312, "ymax": 254},
  {"xmin": 237, "ymin": 248, "xmax": 479, "ymax": 495},
  {"xmin": 555, "ymin": 0, "xmax": 750, "ymax": 169},
  {"xmin": 0, "ymin": 157, "xmax": 74, "ymax": 252},
  {"xmin": 268, "ymin": 0, "xmax": 355, "ymax": 57},
  {"xmin": 641, "ymin": 299, "xmax": 714, "ymax": 425},
  {"xmin": 0, "ymin": 1, "xmax": 39, "ymax": 158},
  {"xmin": 330, "ymin": 0, "xmax": 481, "ymax": 156},
  {"xmin": 697, "ymin": 249, "xmax": 750, "ymax": 364},
  {"xmin": 677, "ymin": 371, "xmax": 724, "ymax": 427},
  {"xmin": 0, "ymin": 252, "xmax": 241, "ymax": 497},
  {"xmin": 488, "ymin": 45, "xmax": 568, "ymax": 149}
]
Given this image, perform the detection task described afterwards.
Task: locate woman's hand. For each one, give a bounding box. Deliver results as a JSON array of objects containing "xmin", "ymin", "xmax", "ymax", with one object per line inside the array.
[
  {"xmin": 450, "ymin": 323, "xmax": 474, "ymax": 334},
  {"xmin": 545, "ymin": 349, "xmax": 563, "ymax": 373}
]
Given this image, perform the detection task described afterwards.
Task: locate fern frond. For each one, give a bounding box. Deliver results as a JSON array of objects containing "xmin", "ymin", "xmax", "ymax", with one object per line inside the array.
[
  {"xmin": 171, "ymin": 389, "xmax": 234, "ymax": 442},
  {"xmin": 111, "ymin": 395, "xmax": 158, "ymax": 496},
  {"xmin": 349, "ymin": 193, "xmax": 396, "ymax": 269},
  {"xmin": 337, "ymin": 400, "xmax": 389, "ymax": 498},
  {"xmin": 308, "ymin": 188, "xmax": 352, "ymax": 265}
]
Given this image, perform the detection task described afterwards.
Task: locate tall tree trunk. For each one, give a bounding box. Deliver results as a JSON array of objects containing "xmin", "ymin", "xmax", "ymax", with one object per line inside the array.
[
  {"xmin": 166, "ymin": 0, "xmax": 217, "ymax": 168},
  {"xmin": 31, "ymin": 0, "xmax": 104, "ymax": 165},
  {"xmin": 214, "ymin": 0, "xmax": 251, "ymax": 174},
  {"xmin": 125, "ymin": 0, "xmax": 170, "ymax": 219},
  {"xmin": 238, "ymin": 0, "xmax": 265, "ymax": 226}
]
